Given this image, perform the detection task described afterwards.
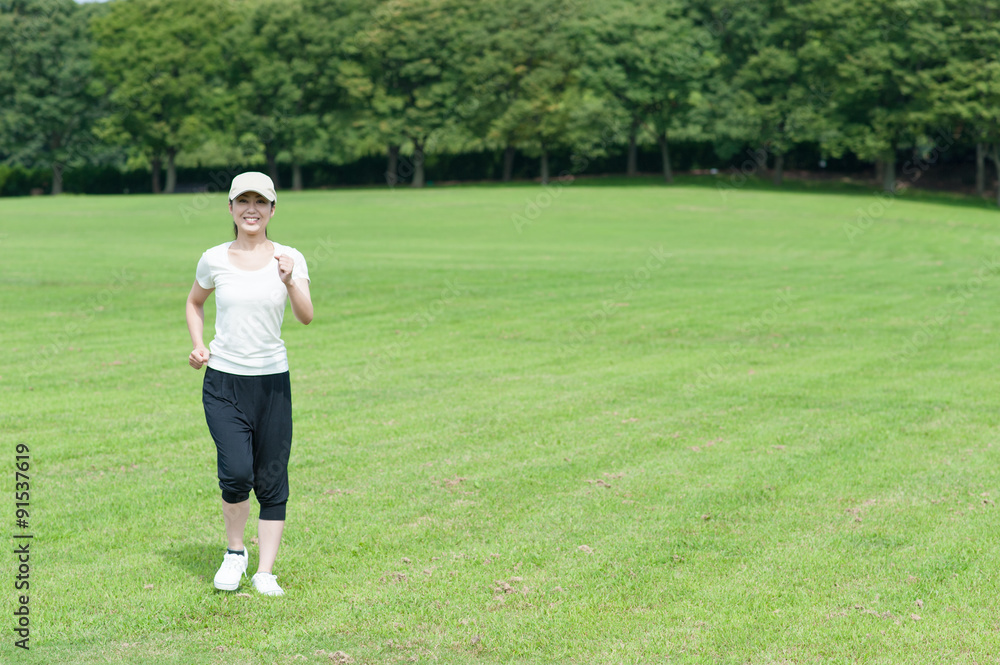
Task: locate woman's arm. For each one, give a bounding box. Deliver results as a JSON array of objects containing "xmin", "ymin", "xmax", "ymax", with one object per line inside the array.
[
  {"xmin": 186, "ymin": 281, "xmax": 215, "ymax": 369},
  {"xmin": 285, "ymin": 278, "xmax": 313, "ymax": 325},
  {"xmin": 275, "ymin": 254, "xmax": 313, "ymax": 325}
]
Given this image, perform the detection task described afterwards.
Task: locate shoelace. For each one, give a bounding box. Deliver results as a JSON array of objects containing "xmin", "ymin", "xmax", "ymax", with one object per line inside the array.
[{"xmin": 222, "ymin": 553, "xmax": 246, "ymax": 572}]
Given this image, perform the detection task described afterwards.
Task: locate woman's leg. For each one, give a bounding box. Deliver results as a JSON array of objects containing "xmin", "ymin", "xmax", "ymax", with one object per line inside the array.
[
  {"xmin": 252, "ymin": 372, "xmax": 293, "ymax": 574},
  {"xmin": 256, "ymin": 519, "xmax": 285, "ymax": 574},
  {"xmin": 222, "ymin": 499, "xmax": 250, "ymax": 551},
  {"xmin": 204, "ymin": 368, "xmax": 255, "ymax": 548}
]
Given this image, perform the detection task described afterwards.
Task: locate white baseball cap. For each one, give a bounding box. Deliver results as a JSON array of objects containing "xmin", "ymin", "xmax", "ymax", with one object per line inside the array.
[{"xmin": 229, "ymin": 171, "xmax": 276, "ymax": 202}]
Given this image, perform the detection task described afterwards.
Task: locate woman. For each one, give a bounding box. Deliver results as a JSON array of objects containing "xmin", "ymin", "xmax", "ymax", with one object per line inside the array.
[{"xmin": 185, "ymin": 171, "xmax": 313, "ymax": 596}]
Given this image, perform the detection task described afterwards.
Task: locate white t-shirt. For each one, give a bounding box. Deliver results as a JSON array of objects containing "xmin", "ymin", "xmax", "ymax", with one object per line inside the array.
[{"xmin": 195, "ymin": 241, "xmax": 310, "ymax": 376}]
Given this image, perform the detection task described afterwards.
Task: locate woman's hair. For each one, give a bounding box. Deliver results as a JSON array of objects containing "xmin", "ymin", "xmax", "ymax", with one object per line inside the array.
[{"xmin": 230, "ymin": 200, "xmax": 275, "ymax": 239}]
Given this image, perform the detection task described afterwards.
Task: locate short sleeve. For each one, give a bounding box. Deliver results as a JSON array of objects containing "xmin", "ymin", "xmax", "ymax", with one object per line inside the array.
[
  {"xmin": 195, "ymin": 253, "xmax": 215, "ymax": 289},
  {"xmin": 291, "ymin": 248, "xmax": 310, "ymax": 284}
]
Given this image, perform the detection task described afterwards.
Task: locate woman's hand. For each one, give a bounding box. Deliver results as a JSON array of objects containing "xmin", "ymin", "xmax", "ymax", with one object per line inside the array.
[
  {"xmin": 275, "ymin": 253, "xmax": 294, "ymax": 285},
  {"xmin": 189, "ymin": 346, "xmax": 210, "ymax": 370}
]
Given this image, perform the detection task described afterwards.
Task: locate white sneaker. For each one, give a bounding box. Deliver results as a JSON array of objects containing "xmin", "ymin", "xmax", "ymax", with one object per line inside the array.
[
  {"xmin": 251, "ymin": 572, "xmax": 285, "ymax": 596},
  {"xmin": 213, "ymin": 551, "xmax": 248, "ymax": 591}
]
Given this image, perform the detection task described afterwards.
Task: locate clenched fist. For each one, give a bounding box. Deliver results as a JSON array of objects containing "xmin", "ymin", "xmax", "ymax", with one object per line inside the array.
[
  {"xmin": 275, "ymin": 253, "xmax": 294, "ymax": 285},
  {"xmin": 189, "ymin": 346, "xmax": 210, "ymax": 370}
]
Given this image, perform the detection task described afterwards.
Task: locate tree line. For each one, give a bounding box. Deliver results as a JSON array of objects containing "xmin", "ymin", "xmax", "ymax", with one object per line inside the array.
[{"xmin": 2, "ymin": 0, "xmax": 1000, "ymax": 200}]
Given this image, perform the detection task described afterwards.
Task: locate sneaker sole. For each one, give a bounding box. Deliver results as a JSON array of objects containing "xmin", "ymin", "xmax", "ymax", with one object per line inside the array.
[{"xmin": 214, "ymin": 580, "xmax": 241, "ymax": 591}]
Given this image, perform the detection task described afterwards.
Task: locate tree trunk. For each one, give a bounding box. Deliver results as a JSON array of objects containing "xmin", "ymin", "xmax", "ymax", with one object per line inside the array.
[
  {"xmin": 292, "ymin": 161, "xmax": 303, "ymax": 191},
  {"xmin": 992, "ymin": 144, "xmax": 1000, "ymax": 207},
  {"xmin": 502, "ymin": 144, "xmax": 515, "ymax": 182},
  {"xmin": 540, "ymin": 147, "xmax": 550, "ymax": 185},
  {"xmin": 51, "ymin": 161, "xmax": 64, "ymax": 196},
  {"xmin": 386, "ymin": 144, "xmax": 400, "ymax": 186},
  {"xmin": 658, "ymin": 133, "xmax": 673, "ymax": 184},
  {"xmin": 266, "ymin": 149, "xmax": 280, "ymax": 190},
  {"xmin": 627, "ymin": 117, "xmax": 639, "ymax": 177},
  {"xmin": 151, "ymin": 154, "xmax": 162, "ymax": 194},
  {"xmin": 165, "ymin": 148, "xmax": 177, "ymax": 194},
  {"xmin": 976, "ymin": 142, "xmax": 986, "ymax": 197},
  {"xmin": 882, "ymin": 150, "xmax": 896, "ymax": 193},
  {"xmin": 411, "ymin": 140, "xmax": 425, "ymax": 188},
  {"xmin": 772, "ymin": 152, "xmax": 784, "ymax": 186}
]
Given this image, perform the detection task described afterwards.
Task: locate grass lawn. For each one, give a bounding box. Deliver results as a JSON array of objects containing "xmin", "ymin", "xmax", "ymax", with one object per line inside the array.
[{"xmin": 3, "ymin": 176, "xmax": 1000, "ymax": 663}]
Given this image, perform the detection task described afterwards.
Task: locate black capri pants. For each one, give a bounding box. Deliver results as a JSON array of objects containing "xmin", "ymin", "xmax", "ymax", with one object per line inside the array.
[{"xmin": 202, "ymin": 367, "xmax": 292, "ymax": 521}]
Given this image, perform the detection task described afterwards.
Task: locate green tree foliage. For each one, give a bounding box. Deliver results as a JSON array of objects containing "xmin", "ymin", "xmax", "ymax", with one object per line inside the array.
[
  {"xmin": 91, "ymin": 0, "xmax": 238, "ymax": 193},
  {"xmin": 6, "ymin": 0, "xmax": 1000, "ymax": 197},
  {"xmin": 916, "ymin": 0, "xmax": 1000, "ymax": 202},
  {"xmin": 794, "ymin": 0, "xmax": 954, "ymax": 192},
  {"xmin": 580, "ymin": 0, "xmax": 717, "ymax": 183},
  {"xmin": 344, "ymin": 0, "xmax": 473, "ymax": 187},
  {"xmin": 301, "ymin": 0, "xmax": 382, "ymax": 179},
  {"xmin": 0, "ymin": 0, "xmax": 102, "ymax": 194},
  {"xmin": 442, "ymin": 0, "xmax": 524, "ymax": 181},
  {"xmin": 229, "ymin": 0, "xmax": 333, "ymax": 191},
  {"xmin": 468, "ymin": 0, "xmax": 609, "ymax": 185},
  {"xmin": 706, "ymin": 0, "xmax": 831, "ymax": 185}
]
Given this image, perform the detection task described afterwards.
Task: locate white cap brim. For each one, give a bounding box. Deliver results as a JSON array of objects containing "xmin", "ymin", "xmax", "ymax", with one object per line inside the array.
[{"xmin": 229, "ymin": 172, "xmax": 276, "ymax": 202}]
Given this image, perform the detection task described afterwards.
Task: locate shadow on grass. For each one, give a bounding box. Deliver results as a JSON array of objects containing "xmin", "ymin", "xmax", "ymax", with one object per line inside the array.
[{"xmin": 164, "ymin": 541, "xmax": 222, "ymax": 582}]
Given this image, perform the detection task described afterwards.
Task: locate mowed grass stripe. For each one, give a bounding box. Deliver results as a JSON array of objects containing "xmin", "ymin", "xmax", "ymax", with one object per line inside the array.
[{"xmin": 2, "ymin": 180, "xmax": 1000, "ymax": 662}]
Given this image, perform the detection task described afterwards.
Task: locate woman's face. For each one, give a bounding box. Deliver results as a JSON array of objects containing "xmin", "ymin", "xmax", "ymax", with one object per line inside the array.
[{"xmin": 229, "ymin": 191, "xmax": 275, "ymax": 237}]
